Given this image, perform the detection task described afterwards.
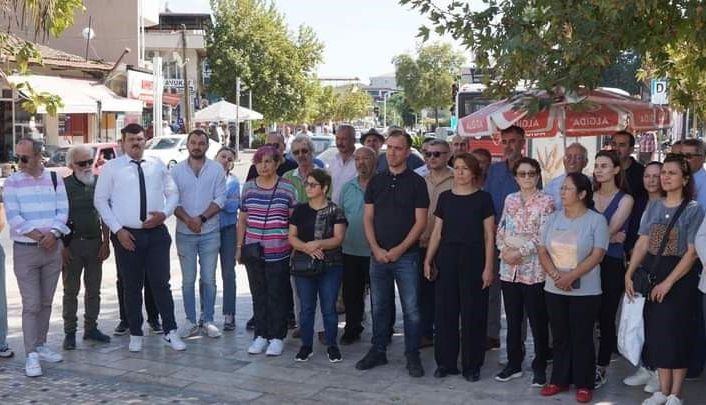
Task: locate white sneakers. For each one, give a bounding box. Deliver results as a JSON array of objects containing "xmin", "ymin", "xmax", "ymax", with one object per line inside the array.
[
  {"xmin": 178, "ymin": 321, "xmax": 201, "ymax": 338},
  {"xmin": 25, "ymin": 352, "xmax": 42, "ymax": 377},
  {"xmin": 203, "ymin": 322, "xmax": 222, "ymax": 338},
  {"xmin": 645, "ymin": 372, "xmax": 661, "ymax": 393},
  {"xmin": 129, "ymin": 335, "xmax": 143, "ymax": 352},
  {"xmin": 643, "ymin": 392, "xmax": 668, "ymax": 405},
  {"xmin": 248, "ymin": 336, "xmax": 269, "ymax": 354},
  {"xmin": 625, "ymin": 367, "xmax": 653, "ymax": 386},
  {"xmin": 666, "ymin": 395, "xmax": 683, "ymax": 405},
  {"xmin": 36, "ymin": 345, "xmax": 62, "ymax": 363},
  {"xmin": 266, "ymin": 339, "xmax": 284, "ymax": 356},
  {"xmin": 163, "ymin": 330, "xmax": 187, "ymax": 351}
]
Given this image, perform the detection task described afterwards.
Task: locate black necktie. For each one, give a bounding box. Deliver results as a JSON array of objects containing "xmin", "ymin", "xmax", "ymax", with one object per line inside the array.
[{"xmin": 131, "ymin": 159, "xmax": 147, "ymax": 221}]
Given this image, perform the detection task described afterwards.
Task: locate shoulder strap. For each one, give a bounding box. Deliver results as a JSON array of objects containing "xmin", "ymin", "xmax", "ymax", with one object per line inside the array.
[
  {"xmin": 649, "ymin": 199, "xmax": 689, "ymax": 271},
  {"xmin": 260, "ymin": 177, "xmax": 280, "ymax": 236},
  {"xmin": 603, "ymin": 191, "xmax": 625, "ymax": 222},
  {"xmin": 50, "ymin": 171, "xmax": 57, "ymax": 191}
]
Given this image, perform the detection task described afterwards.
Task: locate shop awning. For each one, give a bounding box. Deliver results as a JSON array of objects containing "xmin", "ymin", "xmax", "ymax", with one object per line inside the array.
[{"xmin": 6, "ymin": 74, "xmax": 143, "ymax": 114}]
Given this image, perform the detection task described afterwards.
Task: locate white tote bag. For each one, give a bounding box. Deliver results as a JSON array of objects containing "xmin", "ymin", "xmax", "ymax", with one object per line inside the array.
[{"xmin": 617, "ymin": 294, "xmax": 646, "ymax": 367}]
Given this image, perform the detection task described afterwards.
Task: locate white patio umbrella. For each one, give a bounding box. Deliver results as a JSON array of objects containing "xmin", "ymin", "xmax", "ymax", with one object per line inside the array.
[{"xmin": 193, "ymin": 99, "xmax": 263, "ymax": 122}]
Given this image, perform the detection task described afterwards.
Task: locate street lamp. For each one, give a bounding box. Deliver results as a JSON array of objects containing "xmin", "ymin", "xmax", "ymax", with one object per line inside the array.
[{"xmin": 383, "ymin": 91, "xmax": 391, "ymax": 128}]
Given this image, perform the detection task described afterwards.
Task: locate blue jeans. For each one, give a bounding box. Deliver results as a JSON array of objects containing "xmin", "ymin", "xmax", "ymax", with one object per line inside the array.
[
  {"xmin": 0, "ymin": 245, "xmax": 7, "ymax": 350},
  {"xmin": 219, "ymin": 225, "xmax": 237, "ymax": 316},
  {"xmin": 176, "ymin": 230, "xmax": 220, "ymax": 323},
  {"xmin": 369, "ymin": 251, "xmax": 420, "ymax": 355},
  {"xmin": 294, "ymin": 265, "xmax": 342, "ymax": 347}
]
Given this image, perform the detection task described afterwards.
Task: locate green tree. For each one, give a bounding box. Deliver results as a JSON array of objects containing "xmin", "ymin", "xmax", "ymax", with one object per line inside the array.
[
  {"xmin": 207, "ymin": 0, "xmax": 324, "ymax": 123},
  {"xmin": 312, "ymin": 85, "xmax": 337, "ymax": 123},
  {"xmin": 393, "ymin": 43, "xmax": 464, "ymax": 126},
  {"xmin": 601, "ymin": 50, "xmax": 642, "ymax": 96},
  {"xmin": 334, "ymin": 86, "xmax": 372, "ymax": 122},
  {"xmin": 401, "ymin": 0, "xmax": 706, "ymax": 118},
  {"xmin": 387, "ymin": 92, "xmax": 417, "ymax": 127},
  {"xmin": 1, "ymin": 0, "xmax": 85, "ymax": 115}
]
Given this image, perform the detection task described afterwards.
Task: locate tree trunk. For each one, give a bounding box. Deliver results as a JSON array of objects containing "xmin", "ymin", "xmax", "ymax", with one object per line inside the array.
[{"xmin": 435, "ymin": 107, "xmax": 439, "ymax": 128}]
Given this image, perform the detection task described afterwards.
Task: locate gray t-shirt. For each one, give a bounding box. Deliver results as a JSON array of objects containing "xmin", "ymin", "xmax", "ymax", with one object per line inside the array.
[
  {"xmin": 541, "ymin": 209, "xmax": 609, "ymax": 296},
  {"xmin": 639, "ymin": 199, "xmax": 704, "ymax": 257}
]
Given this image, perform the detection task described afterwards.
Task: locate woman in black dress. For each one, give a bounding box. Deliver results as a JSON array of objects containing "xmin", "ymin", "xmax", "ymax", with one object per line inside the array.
[
  {"xmin": 423, "ymin": 152, "xmax": 495, "ymax": 382},
  {"xmin": 625, "ymin": 155, "xmax": 704, "ymax": 405}
]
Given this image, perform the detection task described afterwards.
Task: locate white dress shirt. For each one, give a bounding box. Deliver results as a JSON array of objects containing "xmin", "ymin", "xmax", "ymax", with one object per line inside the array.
[
  {"xmin": 94, "ymin": 155, "xmax": 178, "ymax": 233},
  {"xmin": 329, "ymin": 152, "xmax": 357, "ymax": 204},
  {"xmin": 171, "ymin": 158, "xmax": 227, "ymax": 235}
]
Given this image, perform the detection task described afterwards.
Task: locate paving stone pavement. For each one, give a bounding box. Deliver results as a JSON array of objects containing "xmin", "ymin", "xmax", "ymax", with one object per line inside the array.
[{"xmin": 1, "ymin": 155, "xmax": 705, "ymax": 403}]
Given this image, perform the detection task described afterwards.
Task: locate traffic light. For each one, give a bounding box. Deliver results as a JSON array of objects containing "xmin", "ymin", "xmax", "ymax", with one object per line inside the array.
[
  {"xmin": 373, "ymin": 106, "xmax": 380, "ymax": 115},
  {"xmin": 451, "ymin": 83, "xmax": 459, "ymax": 103}
]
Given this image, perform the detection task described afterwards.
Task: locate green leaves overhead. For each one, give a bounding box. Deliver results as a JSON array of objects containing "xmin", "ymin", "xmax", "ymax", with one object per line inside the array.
[
  {"xmin": 401, "ymin": 0, "xmax": 706, "ymax": 118},
  {"xmin": 206, "ymin": 0, "xmax": 324, "ymax": 123}
]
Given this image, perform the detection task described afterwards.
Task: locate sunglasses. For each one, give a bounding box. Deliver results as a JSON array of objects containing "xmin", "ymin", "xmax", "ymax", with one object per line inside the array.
[
  {"xmin": 292, "ymin": 149, "xmax": 309, "ymax": 156},
  {"xmin": 424, "ymin": 151, "xmax": 447, "ymax": 158},
  {"xmin": 75, "ymin": 159, "xmax": 94, "ymax": 168},
  {"xmin": 516, "ymin": 171, "xmax": 537, "ymax": 178},
  {"xmin": 14, "ymin": 155, "xmax": 31, "ymax": 164}
]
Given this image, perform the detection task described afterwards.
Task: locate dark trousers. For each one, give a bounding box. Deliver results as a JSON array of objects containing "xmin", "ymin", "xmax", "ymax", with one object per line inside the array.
[
  {"xmin": 597, "ymin": 255, "xmax": 626, "ymax": 367},
  {"xmin": 112, "ymin": 225, "xmax": 177, "ymax": 336},
  {"xmin": 546, "ymin": 292, "xmax": 601, "ymax": 389},
  {"xmin": 434, "ymin": 244, "xmax": 488, "ymax": 373},
  {"xmin": 62, "ymin": 239, "xmax": 103, "ymax": 334},
  {"xmin": 342, "ymin": 254, "xmax": 369, "ymax": 336},
  {"xmin": 688, "ymin": 287, "xmax": 706, "ymax": 376},
  {"xmin": 418, "ymin": 247, "xmax": 435, "ymax": 339},
  {"xmin": 501, "ymin": 281, "xmax": 549, "ymax": 373},
  {"xmin": 246, "ymin": 258, "xmax": 290, "ymax": 340},
  {"xmin": 115, "ymin": 237, "xmax": 159, "ymax": 324}
]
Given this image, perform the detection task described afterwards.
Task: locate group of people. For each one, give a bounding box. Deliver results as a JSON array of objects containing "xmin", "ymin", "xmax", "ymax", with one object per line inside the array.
[{"xmin": 2, "ymin": 122, "xmax": 706, "ymax": 405}]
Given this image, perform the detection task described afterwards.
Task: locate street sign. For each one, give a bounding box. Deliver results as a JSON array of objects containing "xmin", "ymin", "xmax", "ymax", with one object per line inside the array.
[{"xmin": 651, "ymin": 79, "xmax": 668, "ymax": 105}]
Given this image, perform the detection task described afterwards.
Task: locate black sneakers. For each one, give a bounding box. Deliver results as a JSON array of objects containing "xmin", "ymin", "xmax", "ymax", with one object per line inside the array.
[
  {"xmin": 495, "ymin": 365, "xmax": 524, "ymax": 382},
  {"xmin": 295, "ymin": 346, "xmax": 313, "ymax": 362},
  {"xmin": 148, "ymin": 319, "xmax": 163, "ymax": 335},
  {"xmin": 327, "ymin": 346, "xmax": 342, "ymax": 363},
  {"xmin": 406, "ymin": 353, "xmax": 424, "ymax": 378},
  {"xmin": 63, "ymin": 333, "xmax": 76, "ymax": 350},
  {"xmin": 355, "ymin": 351, "xmax": 388, "ymax": 370},
  {"xmin": 113, "ymin": 321, "xmax": 129, "ymax": 336},
  {"xmin": 339, "ymin": 332, "xmax": 360, "ymax": 346},
  {"xmin": 84, "ymin": 329, "xmax": 111, "ymax": 343}
]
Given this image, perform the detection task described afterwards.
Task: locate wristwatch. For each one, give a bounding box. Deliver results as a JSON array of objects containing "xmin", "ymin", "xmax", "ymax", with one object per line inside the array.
[{"xmin": 199, "ymin": 215, "xmax": 208, "ymax": 223}]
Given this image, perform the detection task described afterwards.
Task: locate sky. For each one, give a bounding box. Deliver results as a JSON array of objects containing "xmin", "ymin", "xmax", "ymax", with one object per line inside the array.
[{"xmin": 161, "ymin": 0, "xmax": 475, "ymax": 83}]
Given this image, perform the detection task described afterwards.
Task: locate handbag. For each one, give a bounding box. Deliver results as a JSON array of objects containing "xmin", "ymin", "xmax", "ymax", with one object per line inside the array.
[
  {"xmin": 617, "ymin": 293, "xmax": 646, "ymax": 366},
  {"xmin": 632, "ymin": 199, "xmax": 688, "ymax": 296},
  {"xmin": 290, "ymin": 251, "xmax": 325, "ymax": 277},
  {"xmin": 240, "ymin": 178, "xmax": 279, "ymax": 264}
]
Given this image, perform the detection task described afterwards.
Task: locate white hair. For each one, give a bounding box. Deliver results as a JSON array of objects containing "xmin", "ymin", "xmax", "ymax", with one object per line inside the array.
[{"xmin": 66, "ymin": 144, "xmax": 94, "ymax": 165}]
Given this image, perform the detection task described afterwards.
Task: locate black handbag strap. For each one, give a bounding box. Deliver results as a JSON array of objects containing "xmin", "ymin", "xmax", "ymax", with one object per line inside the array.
[{"xmin": 648, "ymin": 199, "xmax": 689, "ymax": 272}]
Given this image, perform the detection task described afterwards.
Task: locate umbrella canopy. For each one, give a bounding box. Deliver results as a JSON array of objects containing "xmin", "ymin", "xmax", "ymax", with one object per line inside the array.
[
  {"xmin": 193, "ymin": 99, "xmax": 263, "ymax": 122},
  {"xmin": 458, "ymin": 88, "xmax": 671, "ymax": 138}
]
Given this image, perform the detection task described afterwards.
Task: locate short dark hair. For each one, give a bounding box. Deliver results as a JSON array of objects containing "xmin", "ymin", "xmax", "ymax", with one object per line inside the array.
[
  {"xmin": 613, "ymin": 131, "xmax": 635, "ymax": 147},
  {"xmin": 121, "ymin": 123, "xmax": 144, "ymax": 136},
  {"xmin": 682, "ymin": 138, "xmax": 706, "ymax": 155},
  {"xmin": 187, "ymin": 128, "xmax": 209, "ymax": 143},
  {"xmin": 386, "ymin": 128, "xmax": 412, "ymax": 148},
  {"xmin": 452, "ymin": 152, "xmax": 482, "ymax": 179},
  {"xmin": 512, "ymin": 157, "xmax": 541, "ymax": 178},
  {"xmin": 565, "ymin": 172, "xmax": 594, "ymax": 209},
  {"xmin": 501, "ymin": 125, "xmax": 525, "ymax": 138},
  {"xmin": 471, "ymin": 148, "xmax": 492, "ymax": 162},
  {"xmin": 308, "ymin": 168, "xmax": 332, "ymax": 193}
]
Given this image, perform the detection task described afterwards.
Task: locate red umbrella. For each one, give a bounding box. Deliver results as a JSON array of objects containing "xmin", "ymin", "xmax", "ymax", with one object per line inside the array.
[{"xmin": 458, "ymin": 88, "xmax": 671, "ymax": 139}]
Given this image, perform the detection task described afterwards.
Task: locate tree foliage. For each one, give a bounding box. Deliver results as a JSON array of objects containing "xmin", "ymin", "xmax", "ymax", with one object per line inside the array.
[
  {"xmin": 393, "ymin": 43, "xmax": 464, "ymax": 125},
  {"xmin": 387, "ymin": 92, "xmax": 417, "ymax": 127},
  {"xmin": 401, "ymin": 0, "xmax": 706, "ymax": 118},
  {"xmin": 334, "ymin": 86, "xmax": 372, "ymax": 122},
  {"xmin": 207, "ymin": 0, "xmax": 324, "ymax": 123},
  {"xmin": 0, "ymin": 0, "xmax": 85, "ymax": 115}
]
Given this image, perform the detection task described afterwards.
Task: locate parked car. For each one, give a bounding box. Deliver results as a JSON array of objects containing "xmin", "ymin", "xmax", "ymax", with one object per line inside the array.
[
  {"xmin": 144, "ymin": 135, "xmax": 221, "ymax": 169},
  {"xmin": 45, "ymin": 142, "xmax": 122, "ymax": 178}
]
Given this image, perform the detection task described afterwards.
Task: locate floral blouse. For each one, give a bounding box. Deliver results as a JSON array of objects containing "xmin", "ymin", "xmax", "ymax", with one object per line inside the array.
[{"xmin": 497, "ymin": 191, "xmax": 555, "ymax": 284}]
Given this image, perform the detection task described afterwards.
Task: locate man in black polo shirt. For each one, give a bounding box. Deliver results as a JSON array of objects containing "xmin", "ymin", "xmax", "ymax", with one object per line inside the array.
[{"xmin": 355, "ymin": 129, "xmax": 429, "ymax": 377}]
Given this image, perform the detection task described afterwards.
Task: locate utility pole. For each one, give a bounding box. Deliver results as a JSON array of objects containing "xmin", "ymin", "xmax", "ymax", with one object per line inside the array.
[
  {"xmin": 181, "ymin": 24, "xmax": 192, "ymax": 132},
  {"xmin": 235, "ymin": 77, "xmax": 240, "ymax": 160}
]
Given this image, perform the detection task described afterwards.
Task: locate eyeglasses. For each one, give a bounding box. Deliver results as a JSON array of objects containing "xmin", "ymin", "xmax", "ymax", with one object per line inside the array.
[
  {"xmin": 304, "ymin": 182, "xmax": 321, "ymax": 188},
  {"xmin": 75, "ymin": 159, "xmax": 94, "ymax": 168},
  {"xmin": 14, "ymin": 155, "xmax": 30, "ymax": 164},
  {"xmin": 564, "ymin": 154, "xmax": 585, "ymax": 161},
  {"xmin": 516, "ymin": 171, "xmax": 537, "ymax": 178},
  {"xmin": 560, "ymin": 186, "xmax": 577, "ymax": 192},
  {"xmin": 264, "ymin": 143, "xmax": 281, "ymax": 150},
  {"xmin": 292, "ymin": 149, "xmax": 309, "ymax": 156},
  {"xmin": 424, "ymin": 151, "xmax": 448, "ymax": 158}
]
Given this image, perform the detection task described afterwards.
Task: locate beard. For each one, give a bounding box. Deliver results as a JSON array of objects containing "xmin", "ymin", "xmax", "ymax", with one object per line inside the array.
[{"xmin": 74, "ymin": 170, "xmax": 95, "ymax": 185}]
